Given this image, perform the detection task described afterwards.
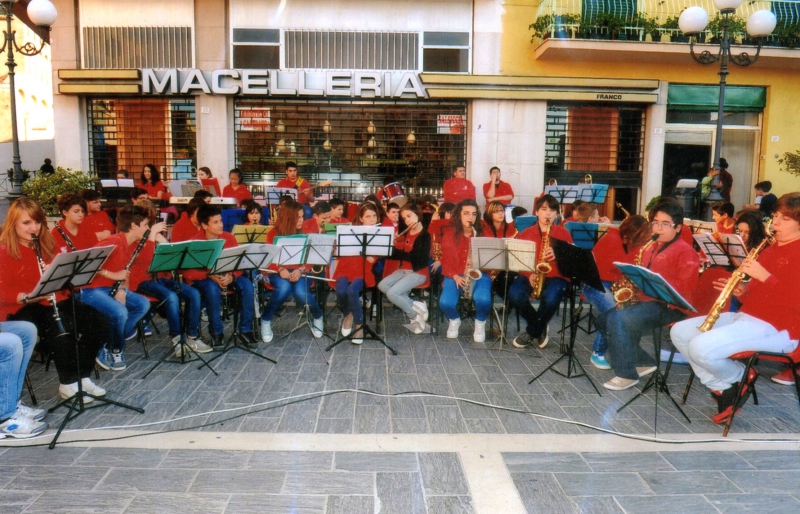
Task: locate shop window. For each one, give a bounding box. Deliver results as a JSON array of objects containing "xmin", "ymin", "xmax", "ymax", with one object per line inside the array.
[
  {"xmin": 666, "ymin": 111, "xmax": 759, "ymax": 126},
  {"xmin": 285, "ymin": 30, "xmax": 418, "ymax": 70},
  {"xmin": 544, "ymin": 103, "xmax": 645, "ymax": 187},
  {"xmin": 233, "ymin": 99, "xmax": 467, "ymax": 197},
  {"xmin": 87, "ymin": 99, "xmax": 197, "ymax": 180},
  {"xmin": 232, "ymin": 28, "xmax": 280, "ymax": 69},
  {"xmin": 422, "ymin": 32, "xmax": 470, "ymax": 73}
]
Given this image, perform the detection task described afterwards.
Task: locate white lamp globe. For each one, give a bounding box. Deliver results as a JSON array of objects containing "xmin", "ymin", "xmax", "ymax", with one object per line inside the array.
[
  {"xmin": 27, "ymin": 0, "xmax": 58, "ymax": 28},
  {"xmin": 713, "ymin": 0, "xmax": 744, "ymax": 14},
  {"xmin": 679, "ymin": 6, "xmax": 710, "ymax": 35},
  {"xmin": 747, "ymin": 10, "xmax": 777, "ymax": 37}
]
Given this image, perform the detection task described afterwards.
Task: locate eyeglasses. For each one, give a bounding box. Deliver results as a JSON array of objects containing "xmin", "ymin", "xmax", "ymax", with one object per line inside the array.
[{"xmin": 650, "ymin": 221, "xmax": 675, "ymax": 229}]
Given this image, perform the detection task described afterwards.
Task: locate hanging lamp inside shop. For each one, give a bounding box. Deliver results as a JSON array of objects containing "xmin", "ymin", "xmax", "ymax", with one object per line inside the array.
[
  {"xmin": 407, "ymin": 130, "xmax": 416, "ymax": 145},
  {"xmin": 367, "ymin": 136, "xmax": 376, "ymax": 148},
  {"xmin": 276, "ymin": 119, "xmax": 285, "ymax": 132},
  {"xmin": 323, "ymin": 120, "xmax": 332, "ymax": 133},
  {"xmin": 367, "ymin": 120, "xmax": 376, "ymax": 134}
]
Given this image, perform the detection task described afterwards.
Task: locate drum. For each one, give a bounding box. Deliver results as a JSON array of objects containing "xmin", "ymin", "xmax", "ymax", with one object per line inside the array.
[{"xmin": 382, "ymin": 182, "xmax": 407, "ymax": 207}]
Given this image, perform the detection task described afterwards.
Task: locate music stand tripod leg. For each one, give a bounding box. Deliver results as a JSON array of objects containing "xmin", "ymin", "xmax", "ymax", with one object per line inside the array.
[{"xmin": 205, "ymin": 287, "xmax": 277, "ymax": 366}]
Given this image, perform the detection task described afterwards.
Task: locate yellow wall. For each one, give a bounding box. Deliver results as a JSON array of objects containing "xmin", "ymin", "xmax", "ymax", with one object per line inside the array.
[{"xmin": 499, "ymin": 1, "xmax": 800, "ymax": 196}]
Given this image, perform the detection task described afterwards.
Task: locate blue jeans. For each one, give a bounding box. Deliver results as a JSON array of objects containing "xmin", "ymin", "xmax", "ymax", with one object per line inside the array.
[
  {"xmin": 335, "ymin": 277, "xmax": 365, "ymax": 325},
  {"xmin": 76, "ymin": 287, "xmax": 149, "ymax": 351},
  {"xmin": 261, "ymin": 273, "xmax": 322, "ymax": 322},
  {"xmin": 596, "ymin": 301, "xmax": 684, "ymax": 380},
  {"xmin": 508, "ymin": 275, "xmax": 568, "ymax": 337},
  {"xmin": 439, "ymin": 274, "xmax": 492, "ymax": 322},
  {"xmin": 0, "ymin": 321, "xmax": 37, "ymax": 419},
  {"xmin": 193, "ymin": 275, "xmax": 255, "ymax": 335},
  {"xmin": 137, "ymin": 278, "xmax": 201, "ymax": 338},
  {"xmin": 582, "ymin": 281, "xmax": 615, "ymax": 353}
]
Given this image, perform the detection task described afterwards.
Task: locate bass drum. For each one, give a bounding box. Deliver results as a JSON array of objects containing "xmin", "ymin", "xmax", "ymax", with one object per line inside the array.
[{"xmin": 382, "ymin": 182, "xmax": 407, "ymax": 207}]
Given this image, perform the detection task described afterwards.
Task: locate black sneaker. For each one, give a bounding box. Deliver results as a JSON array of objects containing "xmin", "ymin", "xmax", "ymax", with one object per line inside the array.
[
  {"xmin": 242, "ymin": 332, "xmax": 258, "ymax": 348},
  {"xmin": 512, "ymin": 331, "xmax": 535, "ymax": 349},
  {"xmin": 211, "ymin": 333, "xmax": 226, "ymax": 349}
]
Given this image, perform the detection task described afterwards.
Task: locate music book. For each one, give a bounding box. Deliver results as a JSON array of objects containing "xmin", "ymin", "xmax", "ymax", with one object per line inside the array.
[
  {"xmin": 334, "ymin": 225, "xmax": 395, "ymax": 257},
  {"xmin": 324, "ymin": 221, "xmax": 351, "ymax": 235},
  {"xmin": 613, "ymin": 262, "xmax": 696, "ymax": 312},
  {"xmin": 273, "ymin": 234, "xmax": 309, "ymax": 266},
  {"xmin": 201, "ymin": 178, "xmax": 221, "ymax": 196},
  {"xmin": 469, "ymin": 237, "xmax": 537, "ymax": 273},
  {"xmin": 147, "ymin": 239, "xmax": 225, "ymax": 273},
  {"xmin": 694, "ymin": 232, "xmax": 747, "ymax": 267},
  {"xmin": 101, "ymin": 179, "xmax": 135, "ymax": 188},
  {"xmin": 684, "ymin": 218, "xmax": 716, "ymax": 234}
]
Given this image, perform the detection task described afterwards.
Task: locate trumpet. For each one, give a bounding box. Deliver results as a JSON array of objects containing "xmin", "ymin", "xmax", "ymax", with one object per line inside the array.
[
  {"xmin": 394, "ymin": 221, "xmax": 418, "ymax": 241},
  {"xmin": 530, "ymin": 223, "xmax": 552, "ymax": 299},
  {"xmin": 611, "ymin": 235, "xmax": 657, "ymax": 308}
]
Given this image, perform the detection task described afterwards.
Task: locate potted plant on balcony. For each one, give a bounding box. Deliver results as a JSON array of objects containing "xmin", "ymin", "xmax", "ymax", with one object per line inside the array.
[
  {"xmin": 662, "ymin": 16, "xmax": 686, "ymax": 42},
  {"xmin": 706, "ymin": 14, "xmax": 746, "ymax": 44},
  {"xmin": 772, "ymin": 22, "xmax": 800, "ymax": 48},
  {"xmin": 634, "ymin": 13, "xmax": 660, "ymax": 42},
  {"xmin": 529, "ymin": 13, "xmax": 579, "ymax": 41}
]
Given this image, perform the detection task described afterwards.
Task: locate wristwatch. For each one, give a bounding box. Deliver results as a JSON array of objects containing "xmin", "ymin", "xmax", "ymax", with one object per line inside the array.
[{"xmin": 21, "ymin": 293, "xmax": 29, "ymax": 304}]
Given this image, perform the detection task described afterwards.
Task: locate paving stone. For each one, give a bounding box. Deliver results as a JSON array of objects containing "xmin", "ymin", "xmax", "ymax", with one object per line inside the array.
[
  {"xmin": 248, "ymin": 451, "xmax": 333, "ymax": 471},
  {"xmin": 224, "ymin": 494, "xmax": 327, "ymax": 513},
  {"xmin": 122, "ymin": 493, "xmax": 230, "ymax": 514},
  {"xmin": 0, "ymin": 446, "xmax": 87, "ymax": 466},
  {"xmin": 282, "ymin": 471, "xmax": 374, "ymax": 495},
  {"xmin": 77, "ymin": 448, "xmax": 167, "ymax": 468},
  {"xmin": 319, "ymin": 391, "xmax": 356, "ymax": 418},
  {"xmin": 614, "ymin": 495, "xmax": 719, "ymax": 514},
  {"xmin": 23, "ymin": 491, "xmax": 134, "ymax": 514},
  {"xmin": 640, "ymin": 471, "xmax": 742, "ymax": 495},
  {"xmin": 419, "ymin": 453, "xmax": 469, "ymax": 495},
  {"xmin": 316, "ymin": 417, "xmax": 354, "ymax": 433},
  {"xmin": 572, "ymin": 496, "xmax": 625, "ymax": 514},
  {"xmin": 190, "ymin": 469, "xmax": 284, "ymax": 493},
  {"xmin": 736, "ymin": 450, "xmax": 800, "ymax": 470},
  {"xmin": 555, "ymin": 472, "xmax": 654, "ymax": 497},
  {"xmin": 98, "ymin": 468, "xmax": 197, "ymax": 492},
  {"xmin": 390, "ymin": 397, "xmax": 426, "ymax": 418},
  {"xmin": 376, "ymin": 472, "xmax": 426, "ymax": 514},
  {"xmin": 354, "ymin": 405, "xmax": 391, "ymax": 433},
  {"xmin": 659, "ymin": 451, "xmax": 754, "ymax": 471},
  {"xmin": 159, "ymin": 449, "xmax": 251, "ymax": 469},
  {"xmin": 335, "ymin": 452, "xmax": 418, "ymax": 472},
  {"xmin": 503, "ymin": 452, "xmax": 591, "ymax": 473},
  {"xmin": 326, "ymin": 495, "xmax": 374, "ymax": 514},
  {"xmin": 392, "ymin": 417, "xmax": 429, "ymax": 433},
  {"xmin": 0, "ymin": 491, "xmax": 40, "ymax": 514},
  {"xmin": 463, "ymin": 418, "xmax": 506, "ymax": 433},
  {"xmin": 704, "ymin": 493, "xmax": 800, "ymax": 513},
  {"xmin": 511, "ymin": 472, "xmax": 578, "ymax": 514},
  {"xmin": 724, "ymin": 470, "xmax": 800, "ymax": 494},
  {"xmin": 426, "ymin": 495, "xmax": 475, "ymax": 514},
  {"xmin": 582, "ymin": 452, "xmax": 673, "ymax": 472},
  {"xmin": 426, "ymin": 405, "xmax": 467, "ymax": 433}
]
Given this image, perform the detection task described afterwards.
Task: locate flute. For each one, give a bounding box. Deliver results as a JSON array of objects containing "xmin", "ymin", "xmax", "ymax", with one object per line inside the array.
[
  {"xmin": 394, "ymin": 221, "xmax": 419, "ymax": 241},
  {"xmin": 109, "ymin": 229, "xmax": 151, "ymax": 297},
  {"xmin": 259, "ymin": 268, "xmax": 336, "ymax": 283}
]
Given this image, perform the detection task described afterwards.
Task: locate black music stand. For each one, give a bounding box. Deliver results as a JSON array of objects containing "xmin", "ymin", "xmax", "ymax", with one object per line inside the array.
[
  {"xmin": 141, "ymin": 239, "xmax": 225, "ymax": 377},
  {"xmin": 272, "ymin": 234, "xmax": 336, "ymax": 351},
  {"xmin": 327, "ymin": 226, "xmax": 397, "ymax": 354},
  {"xmin": 529, "ymin": 239, "xmax": 604, "ymax": 395},
  {"xmin": 695, "ymin": 233, "xmax": 747, "ymax": 268},
  {"xmin": 203, "ymin": 244, "xmax": 280, "ymax": 366},
  {"xmin": 34, "ymin": 247, "xmax": 146, "ymax": 449},
  {"xmin": 613, "ymin": 263, "xmax": 696, "ymax": 425},
  {"xmin": 232, "ymin": 224, "xmax": 269, "ymax": 244},
  {"xmin": 578, "ymin": 184, "xmax": 609, "ymax": 204}
]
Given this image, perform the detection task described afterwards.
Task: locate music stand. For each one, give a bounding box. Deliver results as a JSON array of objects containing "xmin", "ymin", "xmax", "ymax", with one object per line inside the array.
[
  {"xmin": 232, "ymin": 224, "xmax": 268, "ymax": 244},
  {"xmin": 613, "ymin": 262, "xmax": 697, "ymax": 424},
  {"xmin": 470, "ymin": 237, "xmax": 537, "ymax": 350},
  {"xmin": 204, "ymin": 244, "xmax": 280, "ymax": 366},
  {"xmin": 36, "ymin": 247, "xmax": 146, "ymax": 449},
  {"xmin": 272, "ymin": 234, "xmax": 337, "ymax": 348},
  {"xmin": 529, "ymin": 239, "xmax": 603, "ymax": 395},
  {"xmin": 545, "ymin": 185, "xmax": 579, "ymax": 206},
  {"xmin": 694, "ymin": 233, "xmax": 747, "ymax": 267},
  {"xmin": 327, "ymin": 225, "xmax": 397, "ymax": 354},
  {"xmin": 141, "ymin": 239, "xmax": 225, "ymax": 377},
  {"xmin": 578, "ymin": 184, "xmax": 609, "ymax": 204}
]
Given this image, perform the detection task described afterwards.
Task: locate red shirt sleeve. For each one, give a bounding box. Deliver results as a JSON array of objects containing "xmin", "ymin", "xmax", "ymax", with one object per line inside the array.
[
  {"xmin": 302, "ymin": 218, "xmax": 321, "ymax": 234},
  {"xmin": 92, "ymin": 233, "xmax": 131, "ymax": 288},
  {"xmin": 640, "ymin": 239, "xmax": 700, "ymax": 310}
]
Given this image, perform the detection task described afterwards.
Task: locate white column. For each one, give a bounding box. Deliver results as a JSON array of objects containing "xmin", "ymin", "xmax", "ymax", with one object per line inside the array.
[{"xmin": 641, "ymin": 81, "xmax": 668, "ymax": 213}]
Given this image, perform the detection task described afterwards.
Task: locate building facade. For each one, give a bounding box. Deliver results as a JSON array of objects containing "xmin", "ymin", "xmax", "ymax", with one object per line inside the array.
[{"xmin": 49, "ymin": 0, "xmax": 799, "ymax": 214}]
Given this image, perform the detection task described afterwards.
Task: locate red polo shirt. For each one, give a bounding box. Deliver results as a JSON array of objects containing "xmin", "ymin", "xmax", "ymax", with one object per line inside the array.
[
  {"xmin": 483, "ymin": 180, "xmax": 515, "ymax": 205},
  {"xmin": 443, "ymin": 177, "xmax": 476, "ymax": 204},
  {"xmin": 517, "ymin": 223, "xmax": 573, "ymax": 279}
]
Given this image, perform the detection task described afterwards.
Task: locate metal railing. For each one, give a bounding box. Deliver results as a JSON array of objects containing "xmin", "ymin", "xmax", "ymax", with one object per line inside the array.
[{"xmin": 532, "ymin": 0, "xmax": 800, "ymax": 44}]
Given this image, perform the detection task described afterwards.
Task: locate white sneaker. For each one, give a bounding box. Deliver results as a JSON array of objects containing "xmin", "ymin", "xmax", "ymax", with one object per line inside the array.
[
  {"xmin": 537, "ymin": 325, "xmax": 550, "ymax": 349},
  {"xmin": 187, "ymin": 337, "xmax": 213, "ymax": 354},
  {"xmin": 260, "ymin": 320, "xmax": 273, "ymax": 343},
  {"xmin": 412, "ymin": 301, "xmax": 428, "ymax": 322},
  {"xmin": 473, "ymin": 320, "xmax": 486, "ymax": 343},
  {"xmin": 447, "ymin": 318, "xmax": 461, "ymax": 339},
  {"xmin": 311, "ymin": 317, "xmax": 325, "ymax": 338},
  {"xmin": 81, "ymin": 378, "xmax": 107, "ymax": 397},
  {"xmin": 411, "ymin": 314, "xmax": 426, "ymax": 334},
  {"xmin": 0, "ymin": 415, "xmax": 47, "ymax": 438},
  {"xmin": 15, "ymin": 401, "xmax": 46, "ymax": 422},
  {"xmin": 58, "ymin": 383, "xmax": 93, "ymax": 404}
]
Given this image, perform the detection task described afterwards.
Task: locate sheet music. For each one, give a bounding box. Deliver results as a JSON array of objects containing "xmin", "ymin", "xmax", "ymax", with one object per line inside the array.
[
  {"xmin": 470, "ymin": 237, "xmax": 506, "ymax": 270},
  {"xmin": 305, "ymin": 234, "xmax": 336, "ymax": 266},
  {"xmin": 29, "ymin": 246, "xmax": 115, "ymax": 297},
  {"xmin": 264, "ymin": 187, "xmax": 297, "ymax": 204},
  {"xmin": 545, "ymin": 185, "xmax": 579, "ymax": 204},
  {"xmin": 118, "ymin": 178, "xmax": 135, "ymax": 188},
  {"xmin": 614, "ymin": 262, "xmax": 696, "ymax": 312},
  {"xmin": 505, "ymin": 239, "xmax": 537, "ymax": 272},
  {"xmin": 101, "ymin": 179, "xmax": 117, "ymax": 188},
  {"xmin": 335, "ymin": 226, "xmax": 394, "ymax": 257},
  {"xmin": 232, "ymin": 224, "xmax": 268, "ymax": 244},
  {"xmin": 684, "ymin": 218, "xmax": 716, "ymax": 234},
  {"xmin": 694, "ymin": 233, "xmax": 747, "ymax": 267},
  {"xmin": 211, "ymin": 244, "xmax": 278, "ymax": 274},
  {"xmin": 274, "ymin": 234, "xmax": 308, "ymax": 266}
]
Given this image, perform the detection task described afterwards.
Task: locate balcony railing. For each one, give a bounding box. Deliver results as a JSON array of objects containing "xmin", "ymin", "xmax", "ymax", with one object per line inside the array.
[{"xmin": 531, "ymin": 0, "xmax": 800, "ymax": 48}]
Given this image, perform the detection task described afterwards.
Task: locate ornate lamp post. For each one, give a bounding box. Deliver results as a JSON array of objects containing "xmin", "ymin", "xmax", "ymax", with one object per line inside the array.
[
  {"xmin": 1, "ymin": 0, "xmax": 57, "ymax": 183},
  {"xmin": 679, "ymin": 1, "xmax": 776, "ymax": 169}
]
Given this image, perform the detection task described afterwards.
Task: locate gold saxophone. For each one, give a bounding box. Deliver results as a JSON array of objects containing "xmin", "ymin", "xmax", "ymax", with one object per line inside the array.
[
  {"xmin": 530, "ymin": 223, "xmax": 552, "ymax": 299},
  {"xmin": 462, "ymin": 224, "xmax": 482, "ymax": 299},
  {"xmin": 431, "ymin": 232, "xmax": 443, "ymax": 262},
  {"xmin": 698, "ymin": 220, "xmax": 774, "ymax": 332},
  {"xmin": 612, "ymin": 235, "xmax": 657, "ymax": 309},
  {"xmin": 616, "ymin": 201, "xmax": 631, "ymax": 220}
]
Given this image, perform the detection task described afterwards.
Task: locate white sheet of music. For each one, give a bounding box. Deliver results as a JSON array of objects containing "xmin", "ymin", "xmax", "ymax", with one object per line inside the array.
[
  {"xmin": 469, "ymin": 237, "xmax": 536, "ymax": 273},
  {"xmin": 305, "ymin": 234, "xmax": 336, "ymax": 266},
  {"xmin": 505, "ymin": 239, "xmax": 537, "ymax": 273}
]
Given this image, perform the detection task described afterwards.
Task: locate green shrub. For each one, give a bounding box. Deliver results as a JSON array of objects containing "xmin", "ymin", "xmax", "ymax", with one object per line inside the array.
[
  {"xmin": 21, "ymin": 167, "xmax": 97, "ymax": 216},
  {"xmin": 778, "ymin": 151, "xmax": 800, "ymax": 178}
]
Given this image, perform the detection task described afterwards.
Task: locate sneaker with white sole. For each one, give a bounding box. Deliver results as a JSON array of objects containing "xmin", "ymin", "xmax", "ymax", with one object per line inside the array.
[
  {"xmin": 143, "ymin": 324, "xmax": 153, "ymax": 337},
  {"xmin": 0, "ymin": 415, "xmax": 47, "ymax": 438},
  {"xmin": 512, "ymin": 331, "xmax": 535, "ymax": 349},
  {"xmin": 411, "ymin": 314, "xmax": 426, "ymax": 334},
  {"xmin": 537, "ymin": 325, "xmax": 549, "ymax": 349},
  {"xmin": 200, "ymin": 308, "xmax": 208, "ymax": 322},
  {"xmin": 15, "ymin": 401, "xmax": 46, "ymax": 422},
  {"xmin": 473, "ymin": 320, "xmax": 486, "ymax": 343},
  {"xmin": 311, "ymin": 317, "xmax": 325, "ymax": 338},
  {"xmin": 590, "ymin": 352, "xmax": 610, "ymax": 370},
  {"xmin": 187, "ymin": 337, "xmax": 213, "ymax": 354},
  {"xmin": 637, "ymin": 366, "xmax": 657, "ymax": 377},
  {"xmin": 260, "ymin": 320, "xmax": 273, "ymax": 343},
  {"xmin": 603, "ymin": 376, "xmax": 639, "ymax": 391},
  {"xmin": 352, "ymin": 326, "xmax": 364, "ymax": 345},
  {"xmin": 412, "ymin": 301, "xmax": 428, "ymax": 322},
  {"xmin": 81, "ymin": 378, "xmax": 106, "ymax": 397},
  {"xmin": 58, "ymin": 382, "xmax": 93, "ymax": 404},
  {"xmin": 446, "ymin": 319, "xmax": 461, "ymax": 339},
  {"xmin": 95, "ymin": 346, "xmax": 112, "ymax": 371},
  {"xmin": 109, "ymin": 350, "xmax": 126, "ymax": 371},
  {"xmin": 772, "ymin": 368, "xmax": 795, "ymax": 386}
]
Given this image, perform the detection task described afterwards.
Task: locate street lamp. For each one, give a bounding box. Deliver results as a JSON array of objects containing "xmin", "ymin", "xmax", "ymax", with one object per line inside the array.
[
  {"xmin": 679, "ymin": 1, "xmax": 776, "ymax": 169},
  {"xmin": 1, "ymin": 0, "xmax": 58, "ymax": 183}
]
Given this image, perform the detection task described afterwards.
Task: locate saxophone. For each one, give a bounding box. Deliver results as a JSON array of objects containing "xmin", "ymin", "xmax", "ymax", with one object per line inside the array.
[
  {"xmin": 530, "ymin": 223, "xmax": 552, "ymax": 299},
  {"xmin": 616, "ymin": 202, "xmax": 631, "ymax": 220},
  {"xmin": 462, "ymin": 224, "xmax": 482, "ymax": 299},
  {"xmin": 611, "ymin": 235, "xmax": 657, "ymax": 309},
  {"xmin": 698, "ymin": 220, "xmax": 774, "ymax": 332}
]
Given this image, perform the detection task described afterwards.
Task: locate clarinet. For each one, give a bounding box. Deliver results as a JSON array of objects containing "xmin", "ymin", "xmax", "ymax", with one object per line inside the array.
[
  {"xmin": 30, "ymin": 234, "xmax": 68, "ymax": 335},
  {"xmin": 109, "ymin": 229, "xmax": 151, "ymax": 297},
  {"xmin": 54, "ymin": 222, "xmax": 78, "ymax": 252}
]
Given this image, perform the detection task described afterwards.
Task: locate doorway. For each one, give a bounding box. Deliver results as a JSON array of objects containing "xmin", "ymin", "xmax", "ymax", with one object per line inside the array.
[{"xmin": 662, "ymin": 143, "xmax": 710, "ymax": 198}]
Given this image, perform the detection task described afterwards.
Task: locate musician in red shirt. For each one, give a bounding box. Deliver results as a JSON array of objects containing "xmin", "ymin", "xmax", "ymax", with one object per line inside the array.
[
  {"xmin": 301, "ymin": 201, "xmax": 331, "ymax": 234},
  {"xmin": 443, "ymin": 166, "xmax": 476, "ymax": 205},
  {"xmin": 599, "ymin": 199, "xmax": 700, "ymax": 391},
  {"xmin": 171, "ymin": 198, "xmax": 205, "ymax": 242},
  {"xmin": 328, "ymin": 198, "xmax": 349, "ymax": 224},
  {"xmin": 183, "ymin": 205, "xmax": 257, "ymax": 348},
  {"xmin": 0, "ymin": 198, "xmax": 108, "ymax": 405},
  {"xmin": 333, "ymin": 203, "xmax": 380, "ymax": 344},
  {"xmin": 139, "ymin": 164, "xmax": 166, "ymax": 201},
  {"xmin": 221, "ymin": 168, "xmax": 252, "ymax": 205},
  {"xmin": 439, "ymin": 200, "xmax": 492, "ymax": 342},
  {"xmin": 51, "ymin": 194, "xmax": 100, "ymax": 252},
  {"xmin": 80, "ymin": 189, "xmax": 114, "ymax": 241},
  {"xmin": 275, "ymin": 161, "xmax": 314, "ymax": 219},
  {"xmin": 75, "ymin": 205, "xmax": 151, "ymax": 372},
  {"xmin": 711, "ymin": 201, "xmax": 736, "ymax": 235},
  {"xmin": 671, "ymin": 193, "xmax": 800, "ymax": 423},
  {"xmin": 482, "ymin": 166, "xmax": 514, "ymax": 205},
  {"xmin": 510, "ymin": 195, "xmax": 573, "ymax": 349}
]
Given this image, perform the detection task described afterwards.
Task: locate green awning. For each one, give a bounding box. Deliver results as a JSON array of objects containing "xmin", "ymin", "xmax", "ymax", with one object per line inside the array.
[{"xmin": 667, "ymin": 84, "xmax": 766, "ymax": 112}]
